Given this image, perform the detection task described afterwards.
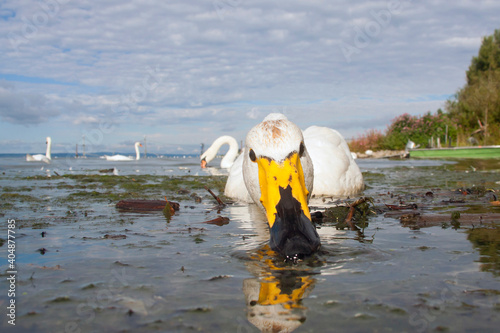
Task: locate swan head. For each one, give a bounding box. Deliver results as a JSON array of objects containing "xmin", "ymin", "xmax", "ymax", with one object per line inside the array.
[
  {"xmin": 200, "ymin": 136, "xmax": 239, "ymax": 169},
  {"xmin": 243, "ymin": 113, "xmax": 320, "ymax": 260},
  {"xmin": 200, "ymin": 141, "xmax": 217, "ymax": 168},
  {"xmin": 200, "ymin": 145, "xmax": 215, "ymax": 169}
]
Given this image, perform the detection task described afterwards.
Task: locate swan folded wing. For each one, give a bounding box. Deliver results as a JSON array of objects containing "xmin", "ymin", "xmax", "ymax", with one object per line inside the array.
[
  {"xmin": 26, "ymin": 136, "xmax": 52, "ymax": 163},
  {"xmin": 26, "ymin": 153, "xmax": 50, "ymax": 163},
  {"xmin": 303, "ymin": 126, "xmax": 364, "ymax": 197},
  {"xmin": 105, "ymin": 154, "xmax": 133, "ymax": 161},
  {"xmin": 224, "ymin": 152, "xmax": 253, "ymax": 202},
  {"xmin": 104, "ymin": 142, "xmax": 141, "ymax": 161}
]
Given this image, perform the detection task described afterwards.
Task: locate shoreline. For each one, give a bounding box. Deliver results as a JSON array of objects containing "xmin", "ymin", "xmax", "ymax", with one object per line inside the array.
[{"xmin": 354, "ymin": 150, "xmax": 406, "ymax": 159}]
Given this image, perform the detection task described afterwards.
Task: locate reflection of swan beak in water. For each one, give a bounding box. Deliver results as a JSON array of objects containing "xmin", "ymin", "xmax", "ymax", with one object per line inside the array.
[
  {"xmin": 200, "ymin": 135, "xmax": 239, "ymax": 169},
  {"xmin": 228, "ymin": 198, "xmax": 318, "ymax": 332},
  {"xmin": 243, "ymin": 245, "xmax": 317, "ymax": 332}
]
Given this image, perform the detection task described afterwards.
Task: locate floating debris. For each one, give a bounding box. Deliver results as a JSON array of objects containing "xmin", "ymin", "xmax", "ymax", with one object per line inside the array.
[
  {"xmin": 37, "ymin": 248, "xmax": 48, "ymax": 255},
  {"xmin": 397, "ymin": 212, "xmax": 500, "ymax": 229},
  {"xmin": 49, "ymin": 296, "xmax": 71, "ymax": 303},
  {"xmin": 345, "ymin": 197, "xmax": 373, "ymax": 230},
  {"xmin": 99, "ymin": 168, "xmax": 115, "ymax": 173},
  {"xmin": 163, "ymin": 200, "xmax": 174, "ymax": 221},
  {"xmin": 385, "ymin": 203, "xmax": 418, "ymax": 210},
  {"xmin": 319, "ymin": 196, "xmax": 374, "ymax": 229},
  {"xmin": 115, "ymin": 199, "xmax": 180, "ymax": 212},
  {"xmin": 203, "ymin": 216, "xmax": 230, "ymax": 226},
  {"xmin": 27, "ymin": 264, "xmax": 63, "ymax": 270},
  {"xmin": 442, "ymin": 199, "xmax": 466, "ymax": 204},
  {"xmin": 103, "ymin": 234, "xmax": 127, "ymax": 240},
  {"xmin": 208, "ymin": 275, "xmax": 232, "ymax": 281},
  {"xmin": 205, "ymin": 185, "xmax": 226, "ymax": 208}
]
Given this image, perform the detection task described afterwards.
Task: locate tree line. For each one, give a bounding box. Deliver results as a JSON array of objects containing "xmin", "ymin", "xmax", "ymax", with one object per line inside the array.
[{"xmin": 349, "ymin": 28, "xmax": 500, "ymax": 152}]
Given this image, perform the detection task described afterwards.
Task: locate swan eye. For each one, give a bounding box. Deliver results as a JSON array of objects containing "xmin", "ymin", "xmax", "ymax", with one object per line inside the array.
[
  {"xmin": 299, "ymin": 142, "xmax": 305, "ymax": 157},
  {"xmin": 249, "ymin": 149, "xmax": 257, "ymax": 162}
]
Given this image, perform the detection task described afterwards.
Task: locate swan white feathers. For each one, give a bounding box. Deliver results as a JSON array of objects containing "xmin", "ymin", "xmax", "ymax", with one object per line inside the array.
[
  {"xmin": 26, "ymin": 137, "xmax": 52, "ymax": 163},
  {"xmin": 303, "ymin": 126, "xmax": 364, "ymax": 197},
  {"xmin": 224, "ymin": 117, "xmax": 364, "ymax": 201},
  {"xmin": 223, "ymin": 113, "xmax": 365, "ymax": 259},
  {"xmin": 104, "ymin": 142, "xmax": 142, "ymax": 161},
  {"xmin": 236, "ymin": 113, "xmax": 320, "ymax": 259},
  {"xmin": 224, "ymin": 153, "xmax": 252, "ymax": 202},
  {"xmin": 200, "ymin": 135, "xmax": 239, "ymax": 169}
]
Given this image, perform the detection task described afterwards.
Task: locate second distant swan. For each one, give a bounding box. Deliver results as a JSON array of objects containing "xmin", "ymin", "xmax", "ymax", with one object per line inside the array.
[
  {"xmin": 200, "ymin": 135, "xmax": 239, "ymax": 169},
  {"xmin": 104, "ymin": 142, "xmax": 142, "ymax": 161},
  {"xmin": 26, "ymin": 137, "xmax": 52, "ymax": 164}
]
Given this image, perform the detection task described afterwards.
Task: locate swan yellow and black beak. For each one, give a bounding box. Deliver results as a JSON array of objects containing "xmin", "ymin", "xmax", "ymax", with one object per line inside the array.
[{"xmin": 251, "ymin": 149, "xmax": 320, "ymax": 260}]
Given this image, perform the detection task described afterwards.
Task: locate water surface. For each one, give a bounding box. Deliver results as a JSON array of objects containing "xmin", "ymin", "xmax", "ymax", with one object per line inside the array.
[{"xmin": 0, "ymin": 156, "xmax": 499, "ymax": 332}]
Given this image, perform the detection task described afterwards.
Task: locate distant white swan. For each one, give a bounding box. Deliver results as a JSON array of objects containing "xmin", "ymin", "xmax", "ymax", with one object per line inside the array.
[
  {"xmin": 104, "ymin": 142, "xmax": 142, "ymax": 161},
  {"xmin": 26, "ymin": 137, "xmax": 52, "ymax": 163},
  {"xmin": 200, "ymin": 135, "xmax": 239, "ymax": 169}
]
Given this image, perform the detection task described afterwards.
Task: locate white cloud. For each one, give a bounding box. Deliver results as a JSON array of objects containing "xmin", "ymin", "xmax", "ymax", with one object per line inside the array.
[
  {"xmin": 72, "ymin": 115, "xmax": 99, "ymax": 125},
  {"xmin": 441, "ymin": 36, "xmax": 482, "ymax": 48},
  {"xmin": 0, "ymin": 82, "xmax": 60, "ymax": 125},
  {"xmin": 0, "ymin": 0, "xmax": 499, "ymax": 153}
]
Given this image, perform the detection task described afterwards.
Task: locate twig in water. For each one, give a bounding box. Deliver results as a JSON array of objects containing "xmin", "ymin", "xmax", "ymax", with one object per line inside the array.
[
  {"xmin": 204, "ymin": 186, "xmax": 225, "ymax": 207},
  {"xmin": 345, "ymin": 197, "xmax": 369, "ymax": 230}
]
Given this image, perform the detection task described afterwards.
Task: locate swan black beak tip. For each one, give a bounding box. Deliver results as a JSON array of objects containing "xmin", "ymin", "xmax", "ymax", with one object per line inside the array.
[
  {"xmin": 269, "ymin": 186, "xmax": 321, "ymax": 260},
  {"xmin": 270, "ymin": 216, "xmax": 321, "ymax": 261}
]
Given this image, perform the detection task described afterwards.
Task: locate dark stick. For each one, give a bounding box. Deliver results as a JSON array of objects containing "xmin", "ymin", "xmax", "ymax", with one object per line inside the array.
[
  {"xmin": 345, "ymin": 197, "xmax": 368, "ymax": 230},
  {"xmin": 204, "ymin": 186, "xmax": 225, "ymax": 207}
]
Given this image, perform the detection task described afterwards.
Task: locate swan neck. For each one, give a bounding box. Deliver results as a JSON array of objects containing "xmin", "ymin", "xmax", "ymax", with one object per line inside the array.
[
  {"xmin": 202, "ymin": 136, "xmax": 239, "ymax": 165},
  {"xmin": 220, "ymin": 138, "xmax": 239, "ymax": 167},
  {"xmin": 46, "ymin": 137, "xmax": 52, "ymax": 159},
  {"xmin": 135, "ymin": 143, "xmax": 141, "ymax": 160}
]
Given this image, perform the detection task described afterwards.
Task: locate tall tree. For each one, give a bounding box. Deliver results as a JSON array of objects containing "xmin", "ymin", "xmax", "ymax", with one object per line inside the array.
[
  {"xmin": 447, "ymin": 29, "xmax": 500, "ymax": 145},
  {"xmin": 466, "ymin": 29, "xmax": 500, "ymax": 84}
]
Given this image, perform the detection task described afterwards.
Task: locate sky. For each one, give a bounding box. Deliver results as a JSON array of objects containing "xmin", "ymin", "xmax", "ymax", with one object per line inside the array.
[{"xmin": 0, "ymin": 0, "xmax": 499, "ymax": 155}]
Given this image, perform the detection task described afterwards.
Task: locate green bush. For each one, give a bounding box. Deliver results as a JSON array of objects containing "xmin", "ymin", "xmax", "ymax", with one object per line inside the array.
[{"xmin": 382, "ymin": 110, "xmax": 457, "ymax": 150}]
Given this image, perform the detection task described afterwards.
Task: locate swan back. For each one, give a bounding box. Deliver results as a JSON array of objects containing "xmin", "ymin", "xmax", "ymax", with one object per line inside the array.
[
  {"xmin": 105, "ymin": 154, "xmax": 133, "ymax": 161},
  {"xmin": 104, "ymin": 142, "xmax": 142, "ymax": 161},
  {"xmin": 26, "ymin": 136, "xmax": 52, "ymax": 163},
  {"xmin": 224, "ymin": 152, "xmax": 253, "ymax": 202},
  {"xmin": 303, "ymin": 126, "xmax": 363, "ymax": 197}
]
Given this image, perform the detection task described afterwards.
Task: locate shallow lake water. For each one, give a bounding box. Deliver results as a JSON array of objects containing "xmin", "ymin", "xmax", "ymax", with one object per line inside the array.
[{"xmin": 0, "ymin": 156, "xmax": 499, "ymax": 332}]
